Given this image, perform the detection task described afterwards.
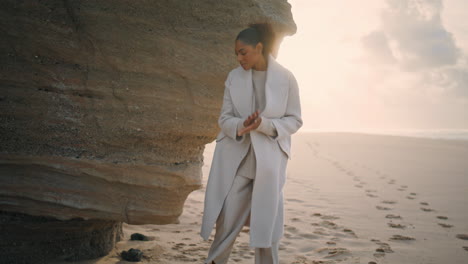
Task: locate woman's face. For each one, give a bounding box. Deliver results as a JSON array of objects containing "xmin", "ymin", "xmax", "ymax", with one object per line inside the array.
[{"xmin": 235, "ymin": 40, "xmax": 263, "ymax": 70}]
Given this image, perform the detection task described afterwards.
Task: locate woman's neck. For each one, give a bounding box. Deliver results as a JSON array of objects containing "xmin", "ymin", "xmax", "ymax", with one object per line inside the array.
[{"xmin": 252, "ymin": 55, "xmax": 268, "ymax": 71}]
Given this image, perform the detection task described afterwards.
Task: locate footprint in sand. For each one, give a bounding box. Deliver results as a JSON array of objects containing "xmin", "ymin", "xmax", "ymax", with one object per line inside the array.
[
  {"xmin": 420, "ymin": 207, "xmax": 435, "ymax": 212},
  {"xmin": 366, "ymin": 193, "xmax": 378, "ymax": 198},
  {"xmin": 397, "ymin": 185, "xmax": 407, "ymax": 191},
  {"xmin": 381, "ymin": 200, "xmax": 397, "ymax": 204},
  {"xmin": 420, "ymin": 201, "xmax": 429, "ymax": 206},
  {"xmin": 365, "ymin": 189, "xmax": 377, "ymax": 193},
  {"xmin": 316, "ymin": 247, "xmax": 351, "ymax": 258},
  {"xmin": 321, "ymin": 214, "xmax": 340, "ymax": 220},
  {"xmin": 285, "ymin": 225, "xmax": 298, "ymax": 234},
  {"xmin": 389, "ymin": 234, "xmax": 415, "ymax": 241},
  {"xmin": 355, "ymin": 184, "xmax": 364, "ymax": 188},
  {"xmin": 286, "ymin": 198, "xmax": 305, "ymax": 203},
  {"xmin": 299, "ymin": 233, "xmax": 319, "ymax": 239},
  {"xmin": 386, "ymin": 214, "xmax": 402, "ymax": 219},
  {"xmin": 293, "ymin": 256, "xmax": 320, "ymax": 263},
  {"xmin": 463, "ymin": 246, "xmax": 468, "ymax": 251},
  {"xmin": 291, "ymin": 217, "xmax": 301, "ymax": 222},
  {"xmin": 406, "ymin": 195, "xmax": 416, "ymax": 200},
  {"xmin": 320, "ymin": 220, "xmax": 339, "ymax": 229},
  {"xmin": 342, "ymin": 228, "xmax": 357, "ymax": 237},
  {"xmin": 456, "ymin": 234, "xmax": 468, "ymax": 240},
  {"xmin": 437, "ymin": 215, "xmax": 448, "ymax": 220},
  {"xmin": 438, "ymin": 223, "xmax": 453, "ymax": 228},
  {"xmin": 387, "ymin": 179, "xmax": 396, "ymax": 184},
  {"xmin": 371, "ymin": 238, "xmax": 394, "ymax": 258},
  {"xmin": 376, "ymin": 205, "xmax": 392, "ymax": 210},
  {"xmin": 312, "ymin": 227, "xmax": 331, "ymax": 236},
  {"xmin": 388, "ymin": 222, "xmax": 406, "ymax": 229}
]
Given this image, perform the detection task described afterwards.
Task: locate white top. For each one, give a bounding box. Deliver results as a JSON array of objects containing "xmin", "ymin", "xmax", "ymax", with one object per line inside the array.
[{"xmin": 236, "ymin": 69, "xmax": 277, "ymax": 179}]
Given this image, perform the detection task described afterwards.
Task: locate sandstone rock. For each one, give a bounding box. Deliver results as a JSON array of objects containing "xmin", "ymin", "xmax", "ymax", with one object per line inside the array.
[
  {"xmin": 0, "ymin": 211, "xmax": 122, "ymax": 263},
  {"xmin": 0, "ymin": 0, "xmax": 295, "ymax": 261}
]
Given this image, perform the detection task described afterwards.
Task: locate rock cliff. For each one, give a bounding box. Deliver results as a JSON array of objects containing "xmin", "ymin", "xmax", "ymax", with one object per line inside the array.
[{"xmin": 0, "ymin": 0, "xmax": 296, "ymax": 261}]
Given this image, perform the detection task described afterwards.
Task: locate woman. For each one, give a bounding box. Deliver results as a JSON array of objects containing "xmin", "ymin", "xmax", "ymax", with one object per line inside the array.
[{"xmin": 200, "ymin": 22, "xmax": 302, "ymax": 264}]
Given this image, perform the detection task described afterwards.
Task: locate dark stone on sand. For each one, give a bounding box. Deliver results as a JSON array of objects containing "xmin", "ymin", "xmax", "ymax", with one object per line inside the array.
[
  {"xmin": 456, "ymin": 234, "xmax": 468, "ymax": 240},
  {"xmin": 130, "ymin": 233, "xmax": 150, "ymax": 241},
  {"xmin": 121, "ymin": 248, "xmax": 143, "ymax": 262}
]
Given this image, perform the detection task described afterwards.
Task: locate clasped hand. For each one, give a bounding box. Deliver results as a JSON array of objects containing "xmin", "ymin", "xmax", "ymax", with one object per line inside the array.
[{"xmin": 237, "ymin": 110, "xmax": 262, "ymax": 136}]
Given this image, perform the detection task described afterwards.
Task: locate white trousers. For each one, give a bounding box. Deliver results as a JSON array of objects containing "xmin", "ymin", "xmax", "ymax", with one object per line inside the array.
[{"xmin": 205, "ymin": 174, "xmax": 279, "ymax": 264}]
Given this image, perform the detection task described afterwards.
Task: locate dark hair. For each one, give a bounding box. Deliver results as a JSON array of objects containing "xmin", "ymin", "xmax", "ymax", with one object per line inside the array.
[{"xmin": 235, "ymin": 22, "xmax": 276, "ymax": 57}]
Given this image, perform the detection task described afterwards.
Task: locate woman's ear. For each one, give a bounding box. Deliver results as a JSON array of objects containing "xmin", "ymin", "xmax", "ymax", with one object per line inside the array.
[{"xmin": 255, "ymin": 42, "xmax": 264, "ymax": 54}]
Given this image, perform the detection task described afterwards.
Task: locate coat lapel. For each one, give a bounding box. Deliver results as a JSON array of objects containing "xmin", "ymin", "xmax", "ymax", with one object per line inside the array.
[
  {"xmin": 229, "ymin": 68, "xmax": 253, "ymax": 117},
  {"xmin": 229, "ymin": 54, "xmax": 288, "ymax": 118},
  {"xmin": 263, "ymin": 55, "xmax": 289, "ymax": 118}
]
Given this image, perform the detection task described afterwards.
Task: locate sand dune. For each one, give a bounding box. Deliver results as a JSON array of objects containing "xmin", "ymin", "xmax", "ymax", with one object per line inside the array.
[{"xmin": 58, "ymin": 132, "xmax": 468, "ymax": 264}]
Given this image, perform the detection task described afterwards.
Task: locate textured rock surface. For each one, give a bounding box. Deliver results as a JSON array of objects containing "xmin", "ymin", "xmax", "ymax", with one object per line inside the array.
[
  {"xmin": 0, "ymin": 0, "xmax": 295, "ymax": 225},
  {"xmin": 0, "ymin": 0, "xmax": 295, "ymax": 261},
  {"xmin": 0, "ymin": 211, "xmax": 122, "ymax": 263}
]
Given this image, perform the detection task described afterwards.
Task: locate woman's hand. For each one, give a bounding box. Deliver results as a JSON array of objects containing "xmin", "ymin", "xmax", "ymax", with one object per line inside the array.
[{"xmin": 238, "ymin": 110, "xmax": 262, "ymax": 136}]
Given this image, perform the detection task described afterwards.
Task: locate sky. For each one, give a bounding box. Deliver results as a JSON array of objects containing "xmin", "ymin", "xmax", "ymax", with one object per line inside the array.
[{"xmin": 277, "ymin": 0, "xmax": 468, "ymax": 131}]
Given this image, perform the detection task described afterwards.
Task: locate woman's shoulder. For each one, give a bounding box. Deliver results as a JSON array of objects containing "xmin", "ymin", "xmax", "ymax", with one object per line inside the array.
[
  {"xmin": 228, "ymin": 66, "xmax": 245, "ymax": 77},
  {"xmin": 270, "ymin": 55, "xmax": 294, "ymax": 77}
]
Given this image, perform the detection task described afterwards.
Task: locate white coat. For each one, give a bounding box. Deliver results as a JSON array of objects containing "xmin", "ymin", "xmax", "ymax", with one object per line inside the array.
[{"xmin": 200, "ymin": 54, "xmax": 302, "ymax": 248}]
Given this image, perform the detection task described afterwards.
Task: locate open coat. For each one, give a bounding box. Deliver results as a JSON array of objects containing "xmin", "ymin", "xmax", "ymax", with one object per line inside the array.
[{"xmin": 200, "ymin": 54, "xmax": 302, "ymax": 248}]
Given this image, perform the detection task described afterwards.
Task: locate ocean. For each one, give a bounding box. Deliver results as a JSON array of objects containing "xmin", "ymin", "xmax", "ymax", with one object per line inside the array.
[{"xmin": 306, "ymin": 129, "xmax": 468, "ymax": 141}]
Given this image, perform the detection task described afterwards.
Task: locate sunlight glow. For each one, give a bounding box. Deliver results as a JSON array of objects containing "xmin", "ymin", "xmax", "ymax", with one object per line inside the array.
[{"xmin": 277, "ymin": 0, "xmax": 468, "ymax": 131}]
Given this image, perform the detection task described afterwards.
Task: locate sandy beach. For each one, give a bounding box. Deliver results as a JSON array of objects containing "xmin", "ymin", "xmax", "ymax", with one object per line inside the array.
[{"xmin": 59, "ymin": 132, "xmax": 468, "ymax": 264}]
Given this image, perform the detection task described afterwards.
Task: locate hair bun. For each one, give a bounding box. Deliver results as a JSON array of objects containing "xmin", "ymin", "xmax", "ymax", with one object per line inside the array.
[
  {"xmin": 235, "ymin": 22, "xmax": 277, "ymax": 57},
  {"xmin": 248, "ymin": 22, "xmax": 276, "ymax": 56}
]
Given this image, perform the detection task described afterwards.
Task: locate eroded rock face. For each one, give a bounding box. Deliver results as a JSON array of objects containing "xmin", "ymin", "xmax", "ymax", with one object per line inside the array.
[
  {"xmin": 0, "ymin": 211, "xmax": 123, "ymax": 263},
  {"xmin": 0, "ymin": 0, "xmax": 295, "ymax": 261}
]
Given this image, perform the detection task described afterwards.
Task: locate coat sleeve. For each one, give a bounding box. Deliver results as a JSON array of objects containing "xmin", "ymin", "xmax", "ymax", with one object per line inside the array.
[
  {"xmin": 267, "ymin": 71, "xmax": 303, "ymax": 140},
  {"xmin": 256, "ymin": 117, "xmax": 278, "ymax": 137},
  {"xmin": 218, "ymin": 71, "xmax": 247, "ymax": 143}
]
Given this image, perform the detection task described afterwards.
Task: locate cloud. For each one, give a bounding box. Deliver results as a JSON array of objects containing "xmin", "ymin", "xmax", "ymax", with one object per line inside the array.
[
  {"xmin": 361, "ymin": 0, "xmax": 468, "ymax": 99},
  {"xmin": 362, "ymin": 30, "xmax": 397, "ymax": 64},
  {"xmin": 364, "ymin": 0, "xmax": 461, "ymax": 71},
  {"xmin": 422, "ymin": 62, "xmax": 468, "ymax": 98}
]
